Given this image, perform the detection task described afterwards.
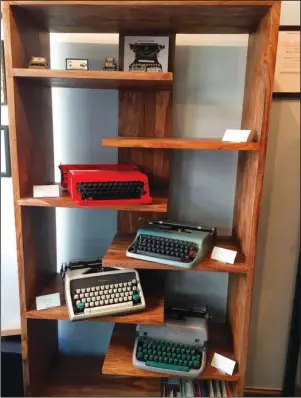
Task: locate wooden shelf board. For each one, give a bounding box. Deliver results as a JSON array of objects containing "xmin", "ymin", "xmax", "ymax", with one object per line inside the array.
[
  {"xmin": 1, "ymin": 328, "xmax": 21, "ymax": 337},
  {"xmin": 103, "ymin": 234, "xmax": 248, "ymax": 274},
  {"xmin": 12, "ymin": 69, "xmax": 173, "ymax": 90},
  {"xmin": 25, "ymin": 273, "xmax": 165, "ymax": 325},
  {"xmin": 9, "ymin": 1, "xmax": 273, "ymax": 34},
  {"xmin": 102, "ymin": 137, "xmax": 259, "ymax": 151},
  {"xmin": 17, "ymin": 191, "xmax": 168, "ymax": 213},
  {"xmin": 39, "ymin": 355, "xmax": 161, "ymax": 397},
  {"xmin": 102, "ymin": 323, "xmax": 240, "ymax": 381}
]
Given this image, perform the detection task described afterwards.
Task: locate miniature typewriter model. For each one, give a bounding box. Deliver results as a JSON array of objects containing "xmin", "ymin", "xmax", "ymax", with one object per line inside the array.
[
  {"xmin": 129, "ymin": 42, "xmax": 165, "ymax": 72},
  {"xmin": 103, "ymin": 57, "xmax": 118, "ymax": 71},
  {"xmin": 58, "ymin": 164, "xmax": 152, "ymax": 205},
  {"xmin": 64, "ymin": 258, "xmax": 146, "ymax": 321},
  {"xmin": 132, "ymin": 308, "xmax": 209, "ymax": 377},
  {"xmin": 126, "ymin": 220, "xmax": 216, "ymax": 269},
  {"xmin": 29, "ymin": 56, "xmax": 48, "ymax": 68}
]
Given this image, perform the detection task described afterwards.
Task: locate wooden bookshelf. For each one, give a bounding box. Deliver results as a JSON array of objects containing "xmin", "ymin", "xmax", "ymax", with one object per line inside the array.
[
  {"xmin": 17, "ymin": 192, "xmax": 168, "ymax": 213},
  {"xmin": 103, "ymin": 234, "xmax": 248, "ymax": 274},
  {"xmin": 3, "ymin": 0, "xmax": 280, "ymax": 396},
  {"xmin": 13, "ymin": 69, "xmax": 173, "ymax": 90},
  {"xmin": 102, "ymin": 137, "xmax": 260, "ymax": 151},
  {"xmin": 103, "ymin": 324, "xmax": 240, "ymax": 381},
  {"xmin": 25, "ymin": 274, "xmax": 165, "ymax": 325}
]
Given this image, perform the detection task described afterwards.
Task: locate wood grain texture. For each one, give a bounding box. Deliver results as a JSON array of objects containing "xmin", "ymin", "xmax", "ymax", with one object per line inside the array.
[
  {"xmin": 25, "ymin": 273, "xmax": 165, "ymax": 325},
  {"xmin": 103, "ymin": 323, "xmax": 240, "ymax": 381},
  {"xmin": 103, "ymin": 234, "xmax": 248, "ymax": 273},
  {"xmin": 18, "ymin": 192, "xmax": 168, "ymax": 212},
  {"xmin": 102, "ymin": 137, "xmax": 259, "ymax": 151},
  {"xmin": 1, "ymin": 328, "xmax": 21, "ymax": 337},
  {"xmin": 38, "ymin": 355, "xmax": 161, "ymax": 397},
  {"xmin": 230, "ymin": 2, "xmax": 281, "ymax": 396},
  {"xmin": 12, "ymin": 68, "xmax": 173, "ymax": 89},
  {"xmin": 118, "ymin": 56, "xmax": 173, "ymax": 232},
  {"xmin": 2, "ymin": 3, "xmax": 57, "ymax": 396},
  {"xmin": 8, "ymin": 1, "xmax": 273, "ymax": 34}
]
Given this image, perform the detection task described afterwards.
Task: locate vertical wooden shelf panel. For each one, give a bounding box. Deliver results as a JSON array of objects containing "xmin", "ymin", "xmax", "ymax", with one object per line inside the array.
[
  {"xmin": 3, "ymin": 3, "xmax": 58, "ymax": 396},
  {"xmin": 117, "ymin": 34, "xmax": 174, "ymax": 233},
  {"xmin": 229, "ymin": 2, "xmax": 281, "ymax": 396}
]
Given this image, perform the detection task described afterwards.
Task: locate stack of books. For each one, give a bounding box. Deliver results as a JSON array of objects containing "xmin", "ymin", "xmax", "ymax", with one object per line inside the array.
[{"xmin": 161, "ymin": 379, "xmax": 233, "ymax": 397}]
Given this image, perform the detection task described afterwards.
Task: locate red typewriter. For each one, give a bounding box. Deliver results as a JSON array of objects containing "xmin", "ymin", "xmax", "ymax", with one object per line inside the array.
[{"xmin": 59, "ymin": 164, "xmax": 152, "ymax": 205}]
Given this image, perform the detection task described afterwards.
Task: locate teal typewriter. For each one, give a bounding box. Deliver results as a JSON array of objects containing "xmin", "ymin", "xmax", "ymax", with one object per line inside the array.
[
  {"xmin": 132, "ymin": 307, "xmax": 209, "ymax": 377},
  {"xmin": 126, "ymin": 220, "xmax": 216, "ymax": 269}
]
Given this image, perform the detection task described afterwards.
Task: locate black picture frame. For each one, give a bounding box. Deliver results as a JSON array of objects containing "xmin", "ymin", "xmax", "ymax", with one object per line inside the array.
[
  {"xmin": 273, "ymin": 26, "xmax": 300, "ymax": 99},
  {"xmin": 1, "ymin": 126, "xmax": 11, "ymax": 177},
  {"xmin": 1, "ymin": 40, "xmax": 7, "ymax": 105}
]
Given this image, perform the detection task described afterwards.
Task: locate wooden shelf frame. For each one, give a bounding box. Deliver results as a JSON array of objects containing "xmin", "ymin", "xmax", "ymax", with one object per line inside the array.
[
  {"xmin": 102, "ymin": 137, "xmax": 260, "ymax": 151},
  {"xmin": 2, "ymin": 1, "xmax": 281, "ymax": 397},
  {"xmin": 12, "ymin": 68, "xmax": 173, "ymax": 90},
  {"xmin": 17, "ymin": 193, "xmax": 168, "ymax": 213}
]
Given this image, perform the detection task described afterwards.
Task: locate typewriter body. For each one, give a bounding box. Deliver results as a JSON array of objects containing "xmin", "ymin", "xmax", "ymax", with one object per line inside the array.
[
  {"xmin": 133, "ymin": 309, "xmax": 209, "ymax": 377},
  {"xmin": 64, "ymin": 258, "xmax": 145, "ymax": 321},
  {"xmin": 129, "ymin": 42, "xmax": 165, "ymax": 72},
  {"xmin": 58, "ymin": 164, "xmax": 152, "ymax": 205},
  {"xmin": 127, "ymin": 220, "xmax": 216, "ymax": 269}
]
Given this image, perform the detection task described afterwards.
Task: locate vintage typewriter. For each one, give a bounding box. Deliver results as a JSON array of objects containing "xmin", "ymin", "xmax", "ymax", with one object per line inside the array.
[
  {"xmin": 58, "ymin": 164, "xmax": 152, "ymax": 205},
  {"xmin": 63, "ymin": 258, "xmax": 146, "ymax": 321},
  {"xmin": 126, "ymin": 220, "xmax": 216, "ymax": 269},
  {"xmin": 129, "ymin": 42, "xmax": 165, "ymax": 72},
  {"xmin": 133, "ymin": 307, "xmax": 209, "ymax": 377}
]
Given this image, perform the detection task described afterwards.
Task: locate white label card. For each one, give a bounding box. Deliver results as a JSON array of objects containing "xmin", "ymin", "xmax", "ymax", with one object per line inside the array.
[
  {"xmin": 211, "ymin": 353, "xmax": 236, "ymax": 375},
  {"xmin": 211, "ymin": 247, "xmax": 237, "ymax": 264},
  {"xmin": 33, "ymin": 184, "xmax": 61, "ymax": 198},
  {"xmin": 36, "ymin": 293, "xmax": 61, "ymax": 311},
  {"xmin": 222, "ymin": 129, "xmax": 251, "ymax": 143}
]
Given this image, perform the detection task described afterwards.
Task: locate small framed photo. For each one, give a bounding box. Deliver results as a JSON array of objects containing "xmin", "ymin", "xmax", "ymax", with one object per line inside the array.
[
  {"xmin": 1, "ymin": 126, "xmax": 11, "ymax": 177},
  {"xmin": 1, "ymin": 40, "xmax": 7, "ymax": 105},
  {"xmin": 123, "ymin": 36, "xmax": 169, "ymax": 72},
  {"xmin": 66, "ymin": 58, "xmax": 89, "ymax": 71}
]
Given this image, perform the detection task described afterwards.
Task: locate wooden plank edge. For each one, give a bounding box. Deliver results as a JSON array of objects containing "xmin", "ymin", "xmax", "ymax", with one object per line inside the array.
[
  {"xmin": 1, "ymin": 328, "xmax": 21, "ymax": 337},
  {"xmin": 244, "ymin": 387, "xmax": 282, "ymax": 396}
]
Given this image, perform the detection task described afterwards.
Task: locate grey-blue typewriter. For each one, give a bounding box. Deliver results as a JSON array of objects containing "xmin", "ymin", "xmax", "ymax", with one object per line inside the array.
[
  {"xmin": 132, "ymin": 307, "xmax": 210, "ymax": 377},
  {"xmin": 126, "ymin": 220, "xmax": 216, "ymax": 269}
]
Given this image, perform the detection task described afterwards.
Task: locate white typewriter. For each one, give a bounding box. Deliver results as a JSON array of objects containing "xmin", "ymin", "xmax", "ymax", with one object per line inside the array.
[{"xmin": 63, "ymin": 258, "xmax": 146, "ymax": 321}]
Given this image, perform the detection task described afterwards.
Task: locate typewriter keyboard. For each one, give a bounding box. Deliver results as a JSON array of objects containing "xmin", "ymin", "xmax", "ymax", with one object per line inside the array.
[
  {"xmin": 135, "ymin": 337, "xmax": 203, "ymax": 373},
  {"xmin": 77, "ymin": 181, "xmax": 145, "ymax": 201},
  {"xmin": 70, "ymin": 271, "xmax": 143, "ymax": 318},
  {"xmin": 128, "ymin": 234, "xmax": 199, "ymax": 263}
]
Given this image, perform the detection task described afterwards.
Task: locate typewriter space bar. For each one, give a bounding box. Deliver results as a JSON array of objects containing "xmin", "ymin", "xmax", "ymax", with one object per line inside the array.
[
  {"xmin": 146, "ymin": 361, "xmax": 190, "ymax": 372},
  {"xmin": 136, "ymin": 250, "xmax": 181, "ymax": 262},
  {"xmin": 88, "ymin": 302, "xmax": 133, "ymax": 316}
]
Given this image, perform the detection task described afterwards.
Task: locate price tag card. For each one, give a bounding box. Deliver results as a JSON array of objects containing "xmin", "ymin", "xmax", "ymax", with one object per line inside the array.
[
  {"xmin": 36, "ymin": 293, "xmax": 61, "ymax": 311},
  {"xmin": 211, "ymin": 247, "xmax": 237, "ymax": 264},
  {"xmin": 222, "ymin": 129, "xmax": 251, "ymax": 143},
  {"xmin": 211, "ymin": 353, "xmax": 236, "ymax": 375}
]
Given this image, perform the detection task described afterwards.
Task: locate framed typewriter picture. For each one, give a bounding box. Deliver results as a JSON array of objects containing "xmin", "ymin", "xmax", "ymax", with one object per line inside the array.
[
  {"xmin": 123, "ymin": 36, "xmax": 169, "ymax": 73},
  {"xmin": 273, "ymin": 27, "xmax": 300, "ymax": 99},
  {"xmin": 1, "ymin": 126, "xmax": 11, "ymax": 177},
  {"xmin": 1, "ymin": 40, "xmax": 7, "ymax": 105}
]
